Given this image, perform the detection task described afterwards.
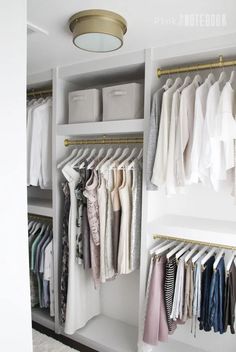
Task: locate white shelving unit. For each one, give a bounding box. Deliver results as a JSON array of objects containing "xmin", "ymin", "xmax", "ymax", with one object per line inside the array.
[
  {"xmin": 27, "ymin": 42, "xmax": 236, "ymax": 352},
  {"xmin": 57, "ymin": 119, "xmax": 144, "ymax": 137},
  {"xmin": 28, "ymin": 198, "xmax": 53, "ymax": 217}
]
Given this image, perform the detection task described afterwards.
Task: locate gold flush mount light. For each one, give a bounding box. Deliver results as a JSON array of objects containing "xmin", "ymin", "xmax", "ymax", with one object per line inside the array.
[{"xmin": 69, "ymin": 9, "xmax": 127, "ymax": 53}]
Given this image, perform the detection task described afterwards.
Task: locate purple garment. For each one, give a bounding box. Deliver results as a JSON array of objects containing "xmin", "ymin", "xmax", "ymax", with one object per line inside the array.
[{"xmin": 143, "ymin": 256, "xmax": 169, "ymax": 345}]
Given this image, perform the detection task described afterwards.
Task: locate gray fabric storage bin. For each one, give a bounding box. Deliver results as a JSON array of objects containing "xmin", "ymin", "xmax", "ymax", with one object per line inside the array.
[
  {"xmin": 102, "ymin": 83, "xmax": 144, "ymax": 121},
  {"xmin": 68, "ymin": 88, "xmax": 101, "ymax": 123}
]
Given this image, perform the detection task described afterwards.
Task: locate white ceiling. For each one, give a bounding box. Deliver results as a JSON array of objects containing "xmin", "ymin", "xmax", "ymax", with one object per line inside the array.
[{"xmin": 27, "ymin": 0, "xmax": 236, "ymax": 74}]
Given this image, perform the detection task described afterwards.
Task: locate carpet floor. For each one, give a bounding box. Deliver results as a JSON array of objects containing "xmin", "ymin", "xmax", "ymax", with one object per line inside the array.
[{"xmin": 33, "ymin": 329, "xmax": 79, "ymax": 352}]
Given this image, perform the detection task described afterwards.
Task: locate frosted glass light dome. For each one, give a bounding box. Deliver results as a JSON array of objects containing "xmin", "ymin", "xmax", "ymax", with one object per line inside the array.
[{"xmin": 69, "ymin": 9, "xmax": 127, "ymax": 53}]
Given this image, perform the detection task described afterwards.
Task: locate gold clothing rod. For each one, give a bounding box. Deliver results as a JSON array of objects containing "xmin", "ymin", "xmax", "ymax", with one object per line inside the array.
[
  {"xmin": 28, "ymin": 213, "xmax": 52, "ymax": 222},
  {"xmin": 64, "ymin": 136, "xmax": 143, "ymax": 147},
  {"xmin": 157, "ymin": 55, "xmax": 236, "ymax": 78},
  {"xmin": 153, "ymin": 234, "xmax": 236, "ymax": 251},
  {"xmin": 27, "ymin": 88, "xmax": 52, "ymax": 97}
]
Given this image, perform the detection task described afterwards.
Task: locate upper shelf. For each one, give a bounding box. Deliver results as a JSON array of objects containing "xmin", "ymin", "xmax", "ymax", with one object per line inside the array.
[
  {"xmin": 148, "ymin": 214, "xmax": 236, "ymax": 247},
  {"xmin": 57, "ymin": 119, "xmax": 144, "ymax": 137},
  {"xmin": 28, "ymin": 198, "xmax": 53, "ymax": 217}
]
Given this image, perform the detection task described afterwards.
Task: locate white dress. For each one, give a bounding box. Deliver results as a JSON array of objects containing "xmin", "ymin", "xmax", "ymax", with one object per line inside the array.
[
  {"xmin": 118, "ymin": 169, "xmax": 132, "ymax": 274},
  {"xmin": 62, "ymin": 164, "xmax": 100, "ymax": 335}
]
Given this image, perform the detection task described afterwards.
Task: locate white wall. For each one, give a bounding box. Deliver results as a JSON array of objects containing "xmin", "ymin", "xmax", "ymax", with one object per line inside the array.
[{"xmin": 0, "ymin": 1, "xmax": 32, "ymax": 351}]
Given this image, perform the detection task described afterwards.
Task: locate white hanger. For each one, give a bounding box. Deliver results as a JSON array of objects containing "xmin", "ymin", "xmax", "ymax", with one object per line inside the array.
[
  {"xmin": 109, "ymin": 147, "xmax": 130, "ymax": 170},
  {"xmin": 206, "ymin": 72, "xmax": 215, "ymax": 85},
  {"xmin": 79, "ymin": 148, "xmax": 97, "ymax": 169},
  {"xmin": 118, "ymin": 148, "xmax": 138, "ymax": 170},
  {"xmin": 218, "ymin": 71, "xmax": 227, "ymax": 90},
  {"xmin": 128, "ymin": 148, "xmax": 143, "ymax": 170},
  {"xmin": 193, "ymin": 74, "xmax": 203, "ymax": 86},
  {"xmin": 176, "ymin": 243, "xmax": 192, "ymax": 261},
  {"xmin": 154, "ymin": 241, "xmax": 177, "ymax": 256},
  {"xmin": 101, "ymin": 147, "xmax": 122, "ymax": 172},
  {"xmin": 57, "ymin": 149, "xmax": 78, "ymax": 169},
  {"xmin": 71, "ymin": 147, "xmax": 90, "ymax": 168},
  {"xmin": 64, "ymin": 148, "xmax": 84, "ymax": 168},
  {"xmin": 149, "ymin": 240, "xmax": 169, "ymax": 255},
  {"xmin": 226, "ymin": 251, "xmax": 236, "ymax": 274},
  {"xmin": 163, "ymin": 78, "xmax": 173, "ymax": 90},
  {"xmin": 192, "ymin": 246, "xmax": 209, "ymax": 265},
  {"xmin": 201, "ymin": 247, "xmax": 215, "ymax": 270},
  {"xmin": 178, "ymin": 76, "xmax": 192, "ymax": 93},
  {"xmin": 166, "ymin": 242, "xmax": 185, "ymax": 260},
  {"xmin": 171, "ymin": 77, "xmax": 183, "ymax": 90},
  {"xmin": 185, "ymin": 244, "xmax": 199, "ymax": 264},
  {"xmin": 95, "ymin": 148, "xmax": 114, "ymax": 171},
  {"xmin": 229, "ymin": 70, "xmax": 236, "ymax": 89},
  {"xmin": 213, "ymin": 249, "xmax": 225, "ymax": 271},
  {"xmin": 87, "ymin": 147, "xmax": 105, "ymax": 169}
]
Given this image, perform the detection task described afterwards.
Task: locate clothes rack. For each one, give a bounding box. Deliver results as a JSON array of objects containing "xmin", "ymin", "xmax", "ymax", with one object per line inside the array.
[
  {"xmin": 64, "ymin": 136, "xmax": 144, "ymax": 147},
  {"xmin": 27, "ymin": 88, "xmax": 52, "ymax": 97},
  {"xmin": 157, "ymin": 55, "xmax": 236, "ymax": 77},
  {"xmin": 28, "ymin": 213, "xmax": 52, "ymax": 222},
  {"xmin": 153, "ymin": 234, "xmax": 236, "ymax": 251}
]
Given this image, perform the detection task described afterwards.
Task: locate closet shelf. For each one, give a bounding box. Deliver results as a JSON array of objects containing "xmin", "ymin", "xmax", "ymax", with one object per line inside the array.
[
  {"xmin": 32, "ymin": 308, "xmax": 54, "ymax": 331},
  {"xmin": 28, "ymin": 198, "xmax": 53, "ymax": 217},
  {"xmin": 57, "ymin": 119, "xmax": 144, "ymax": 137},
  {"xmin": 148, "ymin": 215, "xmax": 236, "ymax": 247},
  {"xmin": 64, "ymin": 315, "xmax": 138, "ymax": 352}
]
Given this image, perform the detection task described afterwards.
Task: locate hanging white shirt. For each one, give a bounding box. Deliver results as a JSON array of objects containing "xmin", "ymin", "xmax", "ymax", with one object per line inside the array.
[
  {"xmin": 217, "ymin": 82, "xmax": 236, "ymax": 171},
  {"xmin": 151, "ymin": 83, "xmax": 179, "ymax": 186},
  {"xmin": 175, "ymin": 79, "xmax": 201, "ymax": 186},
  {"xmin": 190, "ymin": 79, "xmax": 212, "ymax": 183},
  {"xmin": 199, "ymin": 82, "xmax": 226, "ymax": 190},
  {"xmin": 166, "ymin": 90, "xmax": 180, "ymax": 195},
  {"xmin": 29, "ymin": 99, "xmax": 52, "ymax": 188}
]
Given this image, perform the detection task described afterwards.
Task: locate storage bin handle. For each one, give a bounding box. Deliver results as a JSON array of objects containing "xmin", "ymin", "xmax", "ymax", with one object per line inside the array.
[{"xmin": 109, "ymin": 90, "xmax": 127, "ymax": 97}]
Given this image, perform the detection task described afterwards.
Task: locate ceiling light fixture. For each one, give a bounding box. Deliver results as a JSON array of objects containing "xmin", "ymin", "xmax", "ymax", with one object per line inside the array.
[{"xmin": 69, "ymin": 9, "xmax": 127, "ymax": 53}]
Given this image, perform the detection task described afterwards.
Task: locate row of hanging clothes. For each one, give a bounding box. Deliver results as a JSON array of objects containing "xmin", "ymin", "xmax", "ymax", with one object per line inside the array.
[
  {"xmin": 147, "ymin": 70, "xmax": 236, "ymax": 197},
  {"xmin": 28, "ymin": 215, "xmax": 54, "ymax": 317},
  {"xmin": 143, "ymin": 238, "xmax": 236, "ymax": 347},
  {"xmin": 57, "ymin": 143, "xmax": 143, "ymax": 335},
  {"xmin": 27, "ymin": 94, "xmax": 52, "ymax": 189}
]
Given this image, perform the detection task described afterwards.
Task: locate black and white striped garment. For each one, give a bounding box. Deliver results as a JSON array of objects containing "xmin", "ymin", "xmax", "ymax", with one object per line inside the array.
[{"xmin": 164, "ymin": 257, "xmax": 177, "ymax": 333}]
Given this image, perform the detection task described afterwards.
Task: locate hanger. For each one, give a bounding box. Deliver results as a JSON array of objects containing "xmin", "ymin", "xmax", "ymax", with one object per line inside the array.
[
  {"xmin": 178, "ymin": 76, "xmax": 192, "ymax": 93},
  {"xmin": 100, "ymin": 147, "xmax": 122, "ymax": 173},
  {"xmin": 226, "ymin": 251, "xmax": 236, "ymax": 274},
  {"xmin": 71, "ymin": 147, "xmax": 90, "ymax": 168},
  {"xmin": 171, "ymin": 77, "xmax": 183, "ymax": 90},
  {"xmin": 95, "ymin": 148, "xmax": 114, "ymax": 171},
  {"xmin": 193, "ymin": 74, "xmax": 203, "ymax": 86},
  {"xmin": 213, "ymin": 249, "xmax": 225, "ymax": 271},
  {"xmin": 57, "ymin": 149, "xmax": 78, "ymax": 169},
  {"xmin": 109, "ymin": 147, "xmax": 130, "ymax": 170},
  {"xmin": 218, "ymin": 70, "xmax": 227, "ymax": 90},
  {"xmin": 118, "ymin": 148, "xmax": 138, "ymax": 170},
  {"xmin": 229, "ymin": 70, "xmax": 236, "ymax": 89},
  {"xmin": 205, "ymin": 72, "xmax": 215, "ymax": 85},
  {"xmin": 166, "ymin": 242, "xmax": 185, "ymax": 260},
  {"xmin": 87, "ymin": 147, "xmax": 105, "ymax": 169},
  {"xmin": 201, "ymin": 247, "xmax": 215, "ymax": 270},
  {"xmin": 79, "ymin": 148, "xmax": 97, "ymax": 169},
  {"xmin": 192, "ymin": 246, "xmax": 209, "ymax": 265},
  {"xmin": 163, "ymin": 78, "xmax": 173, "ymax": 90},
  {"xmin": 176, "ymin": 243, "xmax": 192, "ymax": 261},
  {"xmin": 185, "ymin": 244, "xmax": 199, "ymax": 264},
  {"xmin": 149, "ymin": 240, "xmax": 169, "ymax": 255},
  {"xmin": 154, "ymin": 241, "xmax": 177, "ymax": 257},
  {"xmin": 127, "ymin": 148, "xmax": 143, "ymax": 170}
]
